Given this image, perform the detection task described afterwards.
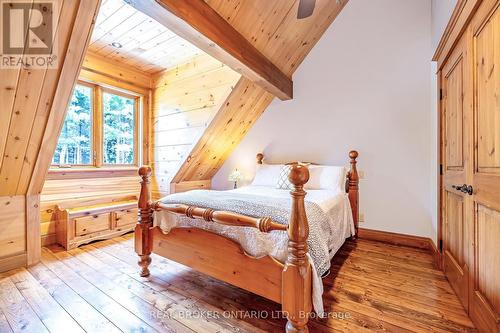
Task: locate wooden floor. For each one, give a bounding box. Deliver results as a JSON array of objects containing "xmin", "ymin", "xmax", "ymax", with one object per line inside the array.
[{"xmin": 0, "ymin": 234, "xmax": 475, "ymax": 333}]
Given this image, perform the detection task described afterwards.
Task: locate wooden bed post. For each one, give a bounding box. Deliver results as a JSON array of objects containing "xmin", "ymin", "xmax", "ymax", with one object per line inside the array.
[
  {"xmin": 347, "ymin": 151, "xmax": 359, "ymax": 237},
  {"xmin": 282, "ymin": 164, "xmax": 312, "ymax": 333},
  {"xmin": 256, "ymin": 153, "xmax": 264, "ymax": 164},
  {"xmin": 136, "ymin": 166, "xmax": 153, "ymax": 277}
]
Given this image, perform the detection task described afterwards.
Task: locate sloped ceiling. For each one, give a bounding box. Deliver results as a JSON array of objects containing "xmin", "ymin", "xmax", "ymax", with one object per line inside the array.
[
  {"xmin": 0, "ymin": 0, "xmax": 101, "ymax": 196},
  {"xmin": 0, "ymin": 0, "xmax": 101, "ymax": 267},
  {"xmin": 88, "ymin": 0, "xmax": 202, "ymax": 74},
  {"xmin": 171, "ymin": 0, "xmax": 348, "ymax": 186}
]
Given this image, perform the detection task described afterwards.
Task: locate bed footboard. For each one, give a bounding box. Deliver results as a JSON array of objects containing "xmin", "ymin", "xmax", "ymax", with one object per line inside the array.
[
  {"xmin": 135, "ymin": 164, "xmax": 314, "ymax": 332},
  {"xmin": 282, "ymin": 165, "xmax": 312, "ymax": 333},
  {"xmin": 136, "ymin": 166, "xmax": 153, "ymax": 277}
]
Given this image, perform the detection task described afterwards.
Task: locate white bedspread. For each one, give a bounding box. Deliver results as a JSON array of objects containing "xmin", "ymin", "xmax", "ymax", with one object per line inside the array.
[{"xmin": 154, "ymin": 186, "xmax": 355, "ymax": 314}]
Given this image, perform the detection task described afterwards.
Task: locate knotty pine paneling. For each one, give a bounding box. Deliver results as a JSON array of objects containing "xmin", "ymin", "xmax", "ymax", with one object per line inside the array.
[
  {"xmin": 151, "ymin": 54, "xmax": 240, "ymax": 197},
  {"xmin": 0, "ymin": 196, "xmax": 26, "ymax": 260},
  {"xmin": 0, "ymin": 0, "xmax": 100, "ymax": 268},
  {"xmin": 39, "ymin": 51, "xmax": 151, "ymax": 246},
  {"xmin": 40, "ymin": 176, "xmax": 139, "ymax": 246}
]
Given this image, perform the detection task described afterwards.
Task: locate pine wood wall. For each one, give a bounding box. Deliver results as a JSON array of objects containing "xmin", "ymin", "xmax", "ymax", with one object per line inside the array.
[
  {"xmin": 150, "ymin": 54, "xmax": 240, "ymax": 197},
  {"xmin": 39, "ymin": 52, "xmax": 152, "ymax": 246},
  {"xmin": 0, "ymin": 0, "xmax": 100, "ymax": 271}
]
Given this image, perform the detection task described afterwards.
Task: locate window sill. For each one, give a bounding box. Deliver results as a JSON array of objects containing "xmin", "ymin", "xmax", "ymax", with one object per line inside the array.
[{"xmin": 47, "ymin": 166, "xmax": 139, "ymax": 180}]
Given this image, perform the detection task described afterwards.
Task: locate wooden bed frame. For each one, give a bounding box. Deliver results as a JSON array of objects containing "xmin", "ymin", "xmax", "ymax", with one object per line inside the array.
[{"xmin": 135, "ymin": 151, "xmax": 359, "ymax": 333}]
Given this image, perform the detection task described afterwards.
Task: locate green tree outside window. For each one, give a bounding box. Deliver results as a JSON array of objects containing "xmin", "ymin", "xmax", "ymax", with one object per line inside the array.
[{"xmin": 52, "ymin": 85, "xmax": 92, "ymax": 166}]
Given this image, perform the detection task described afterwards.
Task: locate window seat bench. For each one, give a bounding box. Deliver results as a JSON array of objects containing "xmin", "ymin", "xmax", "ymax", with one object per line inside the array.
[{"xmin": 55, "ymin": 199, "xmax": 138, "ymax": 250}]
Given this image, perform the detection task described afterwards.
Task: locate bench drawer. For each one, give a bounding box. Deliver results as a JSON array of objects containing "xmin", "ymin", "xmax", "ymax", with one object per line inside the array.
[
  {"xmin": 74, "ymin": 213, "xmax": 111, "ymax": 236},
  {"xmin": 115, "ymin": 208, "xmax": 138, "ymax": 227}
]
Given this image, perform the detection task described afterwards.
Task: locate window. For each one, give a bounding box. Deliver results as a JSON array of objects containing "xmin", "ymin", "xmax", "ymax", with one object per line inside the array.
[
  {"xmin": 52, "ymin": 85, "xmax": 93, "ymax": 166},
  {"xmin": 103, "ymin": 91, "xmax": 136, "ymax": 165},
  {"xmin": 52, "ymin": 82, "xmax": 141, "ymax": 168}
]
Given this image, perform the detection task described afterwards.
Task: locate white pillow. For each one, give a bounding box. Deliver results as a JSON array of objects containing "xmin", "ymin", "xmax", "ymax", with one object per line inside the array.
[
  {"xmin": 305, "ymin": 165, "xmax": 346, "ymax": 191},
  {"xmin": 276, "ymin": 165, "xmax": 294, "ymax": 190},
  {"xmin": 251, "ymin": 164, "xmax": 282, "ymax": 187}
]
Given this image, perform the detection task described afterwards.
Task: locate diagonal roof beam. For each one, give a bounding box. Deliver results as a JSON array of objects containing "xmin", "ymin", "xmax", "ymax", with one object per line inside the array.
[{"xmin": 125, "ymin": 0, "xmax": 293, "ymax": 100}]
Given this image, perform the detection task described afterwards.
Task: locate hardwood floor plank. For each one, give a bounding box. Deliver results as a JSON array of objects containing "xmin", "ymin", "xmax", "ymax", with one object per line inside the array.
[
  {"xmin": 39, "ymin": 248, "xmax": 159, "ymax": 332},
  {"xmin": 0, "ymin": 234, "xmax": 474, "ymax": 333},
  {"xmin": 46, "ymin": 248, "xmax": 192, "ymax": 333},
  {"xmin": 67, "ymin": 246, "xmax": 247, "ymax": 333},
  {"xmin": 327, "ymin": 281, "xmax": 474, "ymax": 331},
  {"xmin": 0, "ymin": 310, "xmax": 14, "ymax": 333},
  {"xmin": 27, "ymin": 262, "xmax": 122, "ymax": 333},
  {"xmin": 8, "ymin": 268, "xmax": 85, "ymax": 333},
  {"xmin": 88, "ymin": 238, "xmax": 277, "ymax": 332},
  {"xmin": 325, "ymin": 270, "xmax": 468, "ymax": 317},
  {"xmin": 0, "ymin": 275, "xmax": 49, "ymax": 333}
]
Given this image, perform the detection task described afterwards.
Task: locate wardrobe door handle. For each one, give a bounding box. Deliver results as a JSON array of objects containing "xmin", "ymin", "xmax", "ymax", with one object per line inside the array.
[
  {"xmin": 452, "ymin": 184, "xmax": 473, "ymax": 195},
  {"xmin": 464, "ymin": 185, "xmax": 473, "ymax": 195}
]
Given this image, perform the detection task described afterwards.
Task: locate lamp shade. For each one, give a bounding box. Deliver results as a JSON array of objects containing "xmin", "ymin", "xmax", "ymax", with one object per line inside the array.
[{"xmin": 228, "ymin": 169, "xmax": 243, "ymax": 182}]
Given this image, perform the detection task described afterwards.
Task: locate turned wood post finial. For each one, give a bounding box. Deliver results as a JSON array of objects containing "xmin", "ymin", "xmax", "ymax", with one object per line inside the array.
[
  {"xmin": 137, "ymin": 165, "xmax": 153, "ymax": 277},
  {"xmin": 349, "ymin": 150, "xmax": 358, "ymax": 161},
  {"xmin": 347, "ymin": 151, "xmax": 359, "ymax": 238},
  {"xmin": 283, "ymin": 163, "xmax": 312, "ymax": 333},
  {"xmin": 288, "ymin": 163, "xmax": 310, "ymax": 190},
  {"xmin": 256, "ymin": 153, "xmax": 264, "ymax": 164}
]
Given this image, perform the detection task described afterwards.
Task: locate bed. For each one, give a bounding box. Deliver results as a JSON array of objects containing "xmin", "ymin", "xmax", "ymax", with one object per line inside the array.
[{"xmin": 135, "ymin": 151, "xmax": 359, "ymax": 333}]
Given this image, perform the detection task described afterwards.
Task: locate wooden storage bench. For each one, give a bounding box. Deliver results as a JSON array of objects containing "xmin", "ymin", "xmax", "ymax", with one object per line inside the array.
[{"xmin": 55, "ymin": 200, "xmax": 137, "ymax": 250}]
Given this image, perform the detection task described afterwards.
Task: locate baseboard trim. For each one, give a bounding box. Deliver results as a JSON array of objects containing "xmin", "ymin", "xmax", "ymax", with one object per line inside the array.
[
  {"xmin": 357, "ymin": 228, "xmax": 441, "ymax": 268},
  {"xmin": 358, "ymin": 228, "xmax": 432, "ymax": 250},
  {"xmin": 0, "ymin": 253, "xmax": 27, "ymax": 273}
]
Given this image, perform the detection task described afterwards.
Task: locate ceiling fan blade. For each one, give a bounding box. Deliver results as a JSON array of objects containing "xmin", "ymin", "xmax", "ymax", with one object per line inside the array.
[{"xmin": 297, "ymin": 0, "xmax": 316, "ymax": 19}]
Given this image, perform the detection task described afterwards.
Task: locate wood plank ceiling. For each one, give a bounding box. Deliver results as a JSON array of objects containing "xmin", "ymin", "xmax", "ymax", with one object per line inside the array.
[
  {"xmin": 170, "ymin": 0, "xmax": 349, "ymax": 186},
  {"xmin": 88, "ymin": 0, "xmax": 201, "ymax": 74}
]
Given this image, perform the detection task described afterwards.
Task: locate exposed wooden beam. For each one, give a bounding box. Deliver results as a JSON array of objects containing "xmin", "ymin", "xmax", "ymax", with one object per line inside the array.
[
  {"xmin": 125, "ymin": 0, "xmax": 293, "ymax": 100},
  {"xmin": 169, "ymin": 0, "xmax": 348, "ymax": 186}
]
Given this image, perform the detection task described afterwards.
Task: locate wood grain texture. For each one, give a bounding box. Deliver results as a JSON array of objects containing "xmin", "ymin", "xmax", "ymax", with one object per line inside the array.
[
  {"xmin": 0, "ymin": 235, "xmax": 476, "ymax": 332},
  {"xmin": 171, "ymin": 0, "xmax": 347, "ymax": 186},
  {"xmin": 40, "ymin": 176, "xmax": 139, "ymax": 246},
  {"xmin": 27, "ymin": 0, "xmax": 102, "ymax": 196},
  {"xmin": 171, "ymin": 77, "xmax": 274, "ymax": 183},
  {"xmin": 0, "ymin": 196, "xmax": 26, "ymax": 264},
  {"xmin": 433, "ymin": 0, "xmax": 482, "ymax": 68},
  {"xmin": 358, "ymin": 228, "xmax": 436, "ymax": 251},
  {"xmin": 151, "ymin": 227, "xmax": 284, "ymax": 303},
  {"xmin": 127, "ymin": 0, "xmax": 293, "ymax": 100},
  {"xmin": 469, "ymin": 1, "xmax": 500, "ymax": 331},
  {"xmin": 39, "ymin": 47, "xmax": 152, "ymax": 247},
  {"xmin": 440, "ymin": 28, "xmax": 472, "ymax": 313},
  {"xmin": 88, "ymin": 0, "xmax": 201, "ymax": 74},
  {"xmin": 437, "ymin": 1, "xmax": 500, "ymax": 332},
  {"xmin": 26, "ymin": 195, "xmax": 41, "ymax": 266},
  {"xmin": 151, "ymin": 53, "xmax": 240, "ymax": 196}
]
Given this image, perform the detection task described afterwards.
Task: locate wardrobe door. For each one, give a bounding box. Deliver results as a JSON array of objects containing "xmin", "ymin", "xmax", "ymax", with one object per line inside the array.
[
  {"xmin": 470, "ymin": 1, "xmax": 500, "ymax": 332},
  {"xmin": 441, "ymin": 33, "xmax": 473, "ymax": 311}
]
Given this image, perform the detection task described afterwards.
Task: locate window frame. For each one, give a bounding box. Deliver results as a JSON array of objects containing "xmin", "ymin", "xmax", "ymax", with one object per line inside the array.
[
  {"xmin": 51, "ymin": 80, "xmax": 142, "ymax": 170},
  {"xmin": 100, "ymin": 87, "xmax": 140, "ymax": 167},
  {"xmin": 51, "ymin": 81, "xmax": 95, "ymax": 167}
]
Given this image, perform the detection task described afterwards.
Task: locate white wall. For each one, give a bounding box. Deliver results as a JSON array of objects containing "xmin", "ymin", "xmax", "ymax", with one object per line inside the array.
[
  {"xmin": 429, "ymin": 0, "xmax": 457, "ymax": 243},
  {"xmin": 213, "ymin": 0, "xmax": 435, "ymax": 238}
]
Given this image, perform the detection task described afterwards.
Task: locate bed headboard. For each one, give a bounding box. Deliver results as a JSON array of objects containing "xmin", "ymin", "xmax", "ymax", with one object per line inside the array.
[{"xmin": 255, "ymin": 151, "xmax": 359, "ymax": 236}]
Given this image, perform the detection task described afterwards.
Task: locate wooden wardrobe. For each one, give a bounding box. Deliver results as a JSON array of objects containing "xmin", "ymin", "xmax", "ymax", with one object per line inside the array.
[{"xmin": 435, "ymin": 0, "xmax": 499, "ymax": 332}]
